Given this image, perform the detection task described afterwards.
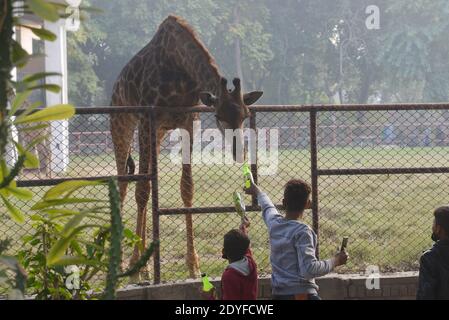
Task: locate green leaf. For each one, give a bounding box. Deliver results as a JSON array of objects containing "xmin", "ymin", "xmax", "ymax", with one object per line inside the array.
[
  {"xmin": 9, "ymin": 91, "xmax": 32, "ymax": 116},
  {"xmin": 49, "ymin": 213, "xmax": 109, "ymax": 224},
  {"xmin": 22, "ymin": 72, "xmax": 61, "ymax": 83},
  {"xmin": 0, "ymin": 195, "xmax": 25, "ymax": 224},
  {"xmin": 30, "ymin": 27, "xmax": 57, "ymax": 41},
  {"xmin": 61, "ymin": 213, "xmax": 87, "ymax": 237},
  {"xmin": 13, "ymin": 101, "xmax": 42, "ymax": 120},
  {"xmin": 31, "ymin": 198, "xmax": 105, "ymax": 210},
  {"xmin": 13, "ymin": 142, "xmax": 39, "ymax": 169},
  {"xmin": 5, "ymin": 186, "xmax": 33, "ymax": 200},
  {"xmin": 0, "ymin": 188, "xmax": 8, "ymax": 197},
  {"xmin": 71, "ymin": 240, "xmax": 84, "ymax": 256},
  {"xmin": 11, "ymin": 40, "xmax": 29, "ymax": 68},
  {"xmin": 14, "ymin": 104, "xmax": 75, "ymax": 125},
  {"xmin": 49, "ymin": 256, "xmax": 102, "ymax": 267},
  {"xmin": 25, "ymin": 83, "xmax": 61, "ymax": 93},
  {"xmin": 30, "ymin": 214, "xmax": 45, "ymax": 221},
  {"xmin": 0, "ymin": 160, "xmax": 13, "ymax": 188},
  {"xmin": 44, "ymin": 208, "xmax": 80, "ymax": 215},
  {"xmin": 44, "ymin": 206, "xmax": 108, "ymax": 216},
  {"xmin": 78, "ymin": 240, "xmax": 105, "ymax": 252},
  {"xmin": 47, "ymin": 225, "xmax": 99, "ymax": 266},
  {"xmin": 44, "ymin": 180, "xmax": 103, "ymax": 200},
  {"xmin": 27, "ymin": 0, "xmax": 60, "ymax": 22},
  {"xmin": 22, "ymin": 235, "xmax": 34, "ymax": 244},
  {"xmin": 123, "ymin": 228, "xmax": 136, "ymax": 240}
]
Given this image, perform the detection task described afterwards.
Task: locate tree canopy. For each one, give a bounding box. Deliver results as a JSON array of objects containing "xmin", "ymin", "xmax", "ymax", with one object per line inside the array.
[{"xmin": 67, "ymin": 0, "xmax": 449, "ymax": 106}]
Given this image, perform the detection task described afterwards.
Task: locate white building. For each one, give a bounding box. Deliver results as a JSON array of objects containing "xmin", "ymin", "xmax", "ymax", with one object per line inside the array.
[{"xmin": 9, "ymin": 1, "xmax": 81, "ymax": 174}]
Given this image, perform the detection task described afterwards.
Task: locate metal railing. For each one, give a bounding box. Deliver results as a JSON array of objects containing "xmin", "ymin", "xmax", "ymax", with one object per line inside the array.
[{"xmin": 10, "ymin": 103, "xmax": 449, "ymax": 284}]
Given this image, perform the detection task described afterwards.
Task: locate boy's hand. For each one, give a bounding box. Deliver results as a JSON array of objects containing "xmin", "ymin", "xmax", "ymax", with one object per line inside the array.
[
  {"xmin": 239, "ymin": 216, "xmax": 250, "ymax": 234},
  {"xmin": 241, "ymin": 216, "xmax": 250, "ymax": 228},
  {"xmin": 334, "ymin": 250, "xmax": 349, "ymax": 267},
  {"xmin": 243, "ymin": 181, "xmax": 261, "ymax": 197}
]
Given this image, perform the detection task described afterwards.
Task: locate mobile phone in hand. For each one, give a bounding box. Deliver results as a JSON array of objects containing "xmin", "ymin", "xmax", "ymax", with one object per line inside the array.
[{"xmin": 340, "ymin": 237, "xmax": 349, "ymax": 252}]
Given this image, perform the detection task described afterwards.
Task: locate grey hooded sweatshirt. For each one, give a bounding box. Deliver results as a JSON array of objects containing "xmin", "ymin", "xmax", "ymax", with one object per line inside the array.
[{"xmin": 257, "ymin": 192, "xmax": 336, "ymax": 295}]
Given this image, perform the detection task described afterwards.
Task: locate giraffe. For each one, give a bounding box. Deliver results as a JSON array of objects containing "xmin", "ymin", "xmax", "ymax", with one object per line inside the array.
[{"xmin": 110, "ymin": 15, "xmax": 263, "ymax": 279}]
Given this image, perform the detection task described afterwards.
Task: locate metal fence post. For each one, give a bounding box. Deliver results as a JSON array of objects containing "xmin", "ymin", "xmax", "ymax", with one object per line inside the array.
[
  {"xmin": 309, "ymin": 110, "xmax": 320, "ymax": 258},
  {"xmin": 150, "ymin": 108, "xmax": 161, "ymax": 284},
  {"xmin": 249, "ymin": 110, "xmax": 258, "ymax": 207}
]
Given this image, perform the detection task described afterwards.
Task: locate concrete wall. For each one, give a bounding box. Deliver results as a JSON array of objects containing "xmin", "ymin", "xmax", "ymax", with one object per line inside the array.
[{"xmin": 117, "ymin": 272, "xmax": 419, "ymax": 300}]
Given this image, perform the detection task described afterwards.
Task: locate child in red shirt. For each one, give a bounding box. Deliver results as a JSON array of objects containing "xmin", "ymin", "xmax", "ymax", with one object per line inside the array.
[
  {"xmin": 221, "ymin": 219, "xmax": 258, "ymax": 300},
  {"xmin": 205, "ymin": 219, "xmax": 258, "ymax": 300}
]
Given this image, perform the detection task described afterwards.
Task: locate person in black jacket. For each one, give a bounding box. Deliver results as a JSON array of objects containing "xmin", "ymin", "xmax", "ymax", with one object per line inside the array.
[{"xmin": 417, "ymin": 206, "xmax": 449, "ymax": 300}]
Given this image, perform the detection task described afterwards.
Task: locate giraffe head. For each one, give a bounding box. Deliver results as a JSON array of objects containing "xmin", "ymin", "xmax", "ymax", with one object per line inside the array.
[{"xmin": 199, "ymin": 78, "xmax": 263, "ymax": 162}]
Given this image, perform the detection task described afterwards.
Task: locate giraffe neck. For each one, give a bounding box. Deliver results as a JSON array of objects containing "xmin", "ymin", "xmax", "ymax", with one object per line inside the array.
[
  {"xmin": 164, "ymin": 19, "xmax": 224, "ymax": 96},
  {"xmin": 176, "ymin": 43, "xmax": 223, "ymax": 96}
]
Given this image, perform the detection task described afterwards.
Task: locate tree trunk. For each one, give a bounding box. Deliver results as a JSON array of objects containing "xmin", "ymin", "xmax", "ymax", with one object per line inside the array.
[
  {"xmin": 0, "ymin": 0, "xmax": 13, "ymax": 157},
  {"xmin": 356, "ymin": 58, "xmax": 372, "ymax": 125}
]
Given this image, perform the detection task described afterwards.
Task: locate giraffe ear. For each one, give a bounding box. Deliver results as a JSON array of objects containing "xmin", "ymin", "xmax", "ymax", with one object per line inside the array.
[
  {"xmin": 243, "ymin": 91, "xmax": 263, "ymax": 105},
  {"xmin": 199, "ymin": 92, "xmax": 217, "ymax": 106}
]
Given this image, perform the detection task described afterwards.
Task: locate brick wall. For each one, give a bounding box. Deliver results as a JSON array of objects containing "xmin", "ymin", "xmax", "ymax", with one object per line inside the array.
[{"xmin": 117, "ymin": 272, "xmax": 419, "ymax": 300}]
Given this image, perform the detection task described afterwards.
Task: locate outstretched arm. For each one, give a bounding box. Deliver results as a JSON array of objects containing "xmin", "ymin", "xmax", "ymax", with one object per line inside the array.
[
  {"xmin": 239, "ymin": 217, "xmax": 253, "ymax": 256},
  {"xmin": 244, "ymin": 182, "xmax": 282, "ymax": 228}
]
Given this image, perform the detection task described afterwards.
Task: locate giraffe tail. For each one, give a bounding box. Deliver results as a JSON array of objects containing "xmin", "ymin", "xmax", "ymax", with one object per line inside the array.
[{"xmin": 126, "ymin": 155, "xmax": 135, "ymax": 175}]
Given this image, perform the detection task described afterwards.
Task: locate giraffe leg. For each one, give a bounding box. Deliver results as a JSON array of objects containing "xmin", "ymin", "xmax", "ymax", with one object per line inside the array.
[
  {"xmin": 110, "ymin": 113, "xmax": 137, "ymax": 210},
  {"xmin": 111, "ymin": 113, "xmax": 138, "ymax": 274},
  {"xmin": 181, "ymin": 121, "xmax": 199, "ymax": 278},
  {"xmin": 131, "ymin": 127, "xmax": 167, "ymax": 281},
  {"xmin": 130, "ymin": 118, "xmax": 153, "ymax": 281}
]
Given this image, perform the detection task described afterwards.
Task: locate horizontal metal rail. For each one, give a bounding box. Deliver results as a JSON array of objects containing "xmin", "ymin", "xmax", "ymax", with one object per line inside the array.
[
  {"xmin": 75, "ymin": 103, "xmax": 449, "ymax": 114},
  {"xmin": 17, "ymin": 174, "xmax": 153, "ymax": 187},
  {"xmin": 318, "ymin": 167, "xmax": 449, "ymax": 176},
  {"xmin": 13, "ymin": 103, "xmax": 449, "ymax": 116},
  {"xmin": 9, "ymin": 102, "xmax": 449, "ymax": 284},
  {"xmin": 158, "ymin": 204, "xmax": 286, "ymax": 215},
  {"xmin": 250, "ymin": 103, "xmax": 449, "ymax": 112}
]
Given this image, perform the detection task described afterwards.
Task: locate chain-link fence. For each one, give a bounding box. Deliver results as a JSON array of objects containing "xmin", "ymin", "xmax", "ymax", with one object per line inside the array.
[{"xmin": 2, "ymin": 104, "xmax": 449, "ymax": 288}]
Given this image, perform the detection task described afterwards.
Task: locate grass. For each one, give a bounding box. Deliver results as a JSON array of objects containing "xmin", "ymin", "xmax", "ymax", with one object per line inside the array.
[{"xmin": 2, "ymin": 145, "xmax": 449, "ymax": 286}]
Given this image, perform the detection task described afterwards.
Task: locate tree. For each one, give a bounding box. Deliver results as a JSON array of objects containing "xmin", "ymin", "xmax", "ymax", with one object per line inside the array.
[{"xmin": 67, "ymin": 2, "xmax": 106, "ymax": 106}]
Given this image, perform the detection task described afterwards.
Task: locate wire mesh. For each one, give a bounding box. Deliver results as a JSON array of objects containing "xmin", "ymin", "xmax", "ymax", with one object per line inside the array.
[{"xmin": 2, "ymin": 106, "xmax": 449, "ymax": 291}]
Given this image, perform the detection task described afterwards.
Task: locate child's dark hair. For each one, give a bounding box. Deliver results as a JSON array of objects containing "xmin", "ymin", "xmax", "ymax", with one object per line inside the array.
[
  {"xmin": 284, "ymin": 179, "xmax": 311, "ymax": 213},
  {"xmin": 223, "ymin": 229, "xmax": 250, "ymax": 262},
  {"xmin": 434, "ymin": 206, "xmax": 449, "ymax": 234}
]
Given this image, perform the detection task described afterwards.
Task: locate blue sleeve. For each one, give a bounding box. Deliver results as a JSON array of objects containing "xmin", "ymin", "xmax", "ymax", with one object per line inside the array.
[
  {"xmin": 295, "ymin": 228, "xmax": 335, "ymax": 280},
  {"xmin": 257, "ymin": 192, "xmax": 281, "ymax": 230}
]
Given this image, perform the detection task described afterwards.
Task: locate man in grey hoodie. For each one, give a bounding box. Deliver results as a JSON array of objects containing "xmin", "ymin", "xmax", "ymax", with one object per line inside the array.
[{"xmin": 245, "ymin": 179, "xmax": 348, "ymax": 300}]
